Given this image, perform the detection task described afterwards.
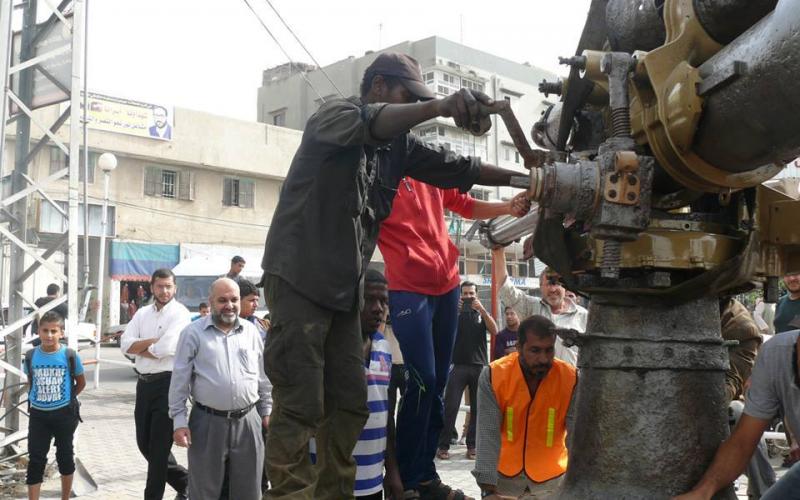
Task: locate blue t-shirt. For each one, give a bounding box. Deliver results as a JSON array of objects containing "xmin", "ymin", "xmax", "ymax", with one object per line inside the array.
[{"xmin": 24, "ymin": 346, "xmax": 84, "ymax": 410}]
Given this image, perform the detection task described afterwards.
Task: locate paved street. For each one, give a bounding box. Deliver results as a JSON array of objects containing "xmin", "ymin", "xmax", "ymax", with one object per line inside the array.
[
  {"xmin": 13, "ymin": 346, "xmax": 483, "ymax": 499},
  {"xmin": 9, "ymin": 346, "xmax": 782, "ymax": 499}
]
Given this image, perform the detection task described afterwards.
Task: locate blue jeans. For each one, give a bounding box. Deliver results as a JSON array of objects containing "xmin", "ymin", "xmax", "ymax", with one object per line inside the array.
[
  {"xmin": 761, "ymin": 461, "xmax": 800, "ymax": 499},
  {"xmin": 389, "ymin": 287, "xmax": 460, "ymax": 489}
]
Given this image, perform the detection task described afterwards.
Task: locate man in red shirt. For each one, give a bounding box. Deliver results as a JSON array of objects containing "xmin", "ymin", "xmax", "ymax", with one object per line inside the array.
[{"xmin": 378, "ymin": 177, "xmax": 529, "ymax": 498}]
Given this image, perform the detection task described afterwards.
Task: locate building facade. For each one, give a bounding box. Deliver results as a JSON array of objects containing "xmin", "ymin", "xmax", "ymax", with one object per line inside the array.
[{"xmin": 3, "ymin": 103, "xmax": 302, "ymax": 330}]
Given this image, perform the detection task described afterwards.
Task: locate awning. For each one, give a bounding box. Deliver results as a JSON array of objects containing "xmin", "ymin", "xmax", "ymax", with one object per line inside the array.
[{"xmin": 110, "ymin": 241, "xmax": 180, "ymax": 281}]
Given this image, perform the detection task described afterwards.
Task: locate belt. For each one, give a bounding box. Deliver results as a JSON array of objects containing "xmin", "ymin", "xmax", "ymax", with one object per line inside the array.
[
  {"xmin": 136, "ymin": 371, "xmax": 172, "ymax": 383},
  {"xmin": 194, "ymin": 401, "xmax": 256, "ymax": 419}
]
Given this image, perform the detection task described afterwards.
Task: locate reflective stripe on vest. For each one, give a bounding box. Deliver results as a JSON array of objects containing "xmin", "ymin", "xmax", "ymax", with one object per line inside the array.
[
  {"xmin": 490, "ymin": 352, "xmax": 576, "ymax": 483},
  {"xmin": 506, "ymin": 407, "xmax": 514, "ymax": 442}
]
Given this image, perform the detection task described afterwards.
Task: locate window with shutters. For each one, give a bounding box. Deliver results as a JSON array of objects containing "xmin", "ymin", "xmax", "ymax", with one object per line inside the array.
[
  {"xmin": 49, "ymin": 147, "xmax": 67, "ymax": 174},
  {"xmin": 144, "ymin": 165, "xmax": 194, "ymax": 200},
  {"xmin": 161, "ymin": 170, "xmax": 176, "ymax": 198},
  {"xmin": 50, "ymin": 148, "xmax": 96, "ymax": 183},
  {"xmin": 79, "ymin": 151, "xmax": 97, "ymax": 183},
  {"xmin": 223, "ymin": 177, "xmax": 255, "ymax": 208},
  {"xmin": 39, "ymin": 201, "xmax": 116, "ymax": 236}
]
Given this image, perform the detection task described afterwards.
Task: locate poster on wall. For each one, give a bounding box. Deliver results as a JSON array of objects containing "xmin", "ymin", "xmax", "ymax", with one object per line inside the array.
[{"xmin": 82, "ymin": 92, "xmax": 175, "ymax": 141}]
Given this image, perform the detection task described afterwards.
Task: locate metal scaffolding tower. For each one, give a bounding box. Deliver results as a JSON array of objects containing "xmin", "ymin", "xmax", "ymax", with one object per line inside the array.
[{"xmin": 0, "ymin": 0, "xmax": 84, "ymax": 439}]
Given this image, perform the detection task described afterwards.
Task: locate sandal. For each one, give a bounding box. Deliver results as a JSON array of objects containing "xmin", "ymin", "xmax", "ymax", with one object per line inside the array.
[
  {"xmin": 418, "ymin": 478, "xmax": 473, "ymax": 500},
  {"xmin": 435, "ymin": 448, "xmax": 451, "ymax": 460},
  {"xmin": 466, "ymin": 448, "xmax": 477, "ymax": 460}
]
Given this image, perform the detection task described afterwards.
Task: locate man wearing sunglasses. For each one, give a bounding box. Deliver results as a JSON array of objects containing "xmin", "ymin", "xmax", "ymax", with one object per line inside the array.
[{"xmin": 490, "ymin": 248, "xmax": 587, "ymax": 366}]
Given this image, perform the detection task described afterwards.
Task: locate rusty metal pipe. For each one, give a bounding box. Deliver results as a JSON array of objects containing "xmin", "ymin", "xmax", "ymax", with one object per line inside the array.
[
  {"xmin": 478, "ymin": 208, "xmax": 540, "ymax": 250},
  {"xmin": 694, "ymin": 0, "xmax": 800, "ymax": 172},
  {"xmin": 693, "ymin": 0, "xmax": 778, "ymax": 44}
]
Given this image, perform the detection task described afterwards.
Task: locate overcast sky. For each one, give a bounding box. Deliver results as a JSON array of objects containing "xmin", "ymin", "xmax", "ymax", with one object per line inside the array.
[{"xmin": 83, "ymin": 0, "xmax": 592, "ymax": 122}]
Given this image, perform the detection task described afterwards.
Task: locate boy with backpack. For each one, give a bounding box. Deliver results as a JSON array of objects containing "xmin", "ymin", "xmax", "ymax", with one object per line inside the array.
[{"xmin": 23, "ymin": 311, "xmax": 86, "ymax": 500}]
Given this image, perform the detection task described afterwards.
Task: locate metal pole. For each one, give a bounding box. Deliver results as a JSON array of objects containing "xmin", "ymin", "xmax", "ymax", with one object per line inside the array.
[
  {"xmin": 6, "ymin": 0, "xmax": 38, "ymax": 434},
  {"xmin": 0, "ymin": 0, "xmax": 13, "ymax": 179},
  {"xmin": 93, "ymin": 170, "xmax": 109, "ymax": 389},
  {"xmin": 490, "ymin": 255, "xmax": 498, "ymax": 362},
  {"xmin": 0, "ymin": 1, "xmax": 13, "ymax": 353},
  {"xmin": 80, "ymin": 0, "xmax": 90, "ymax": 321},
  {"xmin": 67, "ymin": 0, "xmax": 86, "ymax": 351}
]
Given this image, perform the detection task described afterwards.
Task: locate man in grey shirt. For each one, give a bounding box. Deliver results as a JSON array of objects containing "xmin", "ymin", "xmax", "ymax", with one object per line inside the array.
[
  {"xmin": 169, "ymin": 278, "xmax": 272, "ymax": 500},
  {"xmin": 491, "ymin": 247, "xmax": 587, "ymax": 366},
  {"xmin": 673, "ymin": 330, "xmax": 800, "ymax": 500}
]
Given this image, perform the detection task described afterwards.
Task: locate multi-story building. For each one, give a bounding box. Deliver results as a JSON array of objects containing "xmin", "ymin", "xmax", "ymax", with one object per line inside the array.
[
  {"xmin": 2, "ymin": 102, "xmax": 302, "ymax": 330},
  {"xmin": 257, "ymin": 36, "xmax": 555, "ymax": 302}
]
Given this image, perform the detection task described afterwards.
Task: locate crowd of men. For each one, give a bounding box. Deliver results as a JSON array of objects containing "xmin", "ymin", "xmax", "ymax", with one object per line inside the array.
[{"xmin": 20, "ymin": 51, "xmax": 800, "ymax": 500}]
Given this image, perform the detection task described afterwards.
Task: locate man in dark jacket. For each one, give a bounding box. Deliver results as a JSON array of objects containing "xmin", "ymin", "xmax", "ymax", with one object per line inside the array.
[{"xmin": 261, "ymin": 52, "xmax": 519, "ymax": 500}]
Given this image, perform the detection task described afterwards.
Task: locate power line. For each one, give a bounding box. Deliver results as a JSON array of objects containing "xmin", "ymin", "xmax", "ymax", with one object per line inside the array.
[
  {"xmin": 108, "ymin": 198, "xmax": 271, "ymax": 230},
  {"xmin": 239, "ymin": 0, "xmax": 326, "ymax": 102},
  {"xmin": 261, "ymin": 0, "xmax": 344, "ymax": 98}
]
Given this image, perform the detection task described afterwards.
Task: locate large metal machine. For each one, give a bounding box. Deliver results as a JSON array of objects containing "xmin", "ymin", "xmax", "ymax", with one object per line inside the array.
[{"xmin": 477, "ymin": 0, "xmax": 800, "ymax": 497}]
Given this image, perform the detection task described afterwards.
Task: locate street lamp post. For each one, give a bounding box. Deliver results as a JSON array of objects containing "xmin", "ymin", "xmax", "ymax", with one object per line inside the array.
[{"xmin": 94, "ymin": 152, "xmax": 116, "ymax": 388}]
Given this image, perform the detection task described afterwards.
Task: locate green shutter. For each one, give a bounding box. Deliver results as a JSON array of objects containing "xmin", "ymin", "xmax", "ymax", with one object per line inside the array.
[{"xmin": 144, "ymin": 166, "xmax": 160, "ymax": 196}]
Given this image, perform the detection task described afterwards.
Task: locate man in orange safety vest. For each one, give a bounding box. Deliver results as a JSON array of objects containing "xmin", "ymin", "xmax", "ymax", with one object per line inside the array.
[{"xmin": 472, "ymin": 315, "xmax": 577, "ymax": 499}]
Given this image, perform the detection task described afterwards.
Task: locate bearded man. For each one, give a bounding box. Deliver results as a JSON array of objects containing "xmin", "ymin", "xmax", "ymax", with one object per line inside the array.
[
  {"xmin": 491, "ymin": 248, "xmax": 587, "ymax": 365},
  {"xmin": 472, "ymin": 315, "xmax": 577, "ymax": 499},
  {"xmin": 169, "ymin": 278, "xmax": 272, "ymax": 500}
]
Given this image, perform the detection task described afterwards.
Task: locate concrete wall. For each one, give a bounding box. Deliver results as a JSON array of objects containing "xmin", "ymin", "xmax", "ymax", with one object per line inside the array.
[{"xmin": 6, "ymin": 106, "xmax": 302, "ymax": 248}]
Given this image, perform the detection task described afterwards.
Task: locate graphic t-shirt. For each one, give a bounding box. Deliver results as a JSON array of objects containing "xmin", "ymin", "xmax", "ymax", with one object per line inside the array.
[
  {"xmin": 493, "ymin": 328, "xmax": 519, "ymax": 360},
  {"xmin": 24, "ymin": 346, "xmax": 84, "ymax": 410}
]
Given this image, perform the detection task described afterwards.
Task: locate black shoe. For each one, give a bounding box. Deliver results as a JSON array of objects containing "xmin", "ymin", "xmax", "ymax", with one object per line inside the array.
[{"xmin": 174, "ymin": 493, "xmax": 188, "ymax": 500}]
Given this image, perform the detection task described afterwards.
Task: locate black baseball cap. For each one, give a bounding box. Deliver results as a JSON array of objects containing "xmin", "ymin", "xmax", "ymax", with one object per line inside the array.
[{"xmin": 364, "ymin": 52, "xmax": 436, "ymax": 101}]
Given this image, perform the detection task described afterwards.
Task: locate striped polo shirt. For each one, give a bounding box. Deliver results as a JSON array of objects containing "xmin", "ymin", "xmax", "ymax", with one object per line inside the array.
[
  {"xmin": 309, "ymin": 331, "xmax": 392, "ymax": 497},
  {"xmin": 354, "ymin": 332, "xmax": 392, "ymax": 495}
]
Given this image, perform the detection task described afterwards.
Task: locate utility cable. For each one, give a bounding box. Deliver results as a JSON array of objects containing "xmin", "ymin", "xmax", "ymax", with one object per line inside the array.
[
  {"xmin": 261, "ymin": 0, "xmax": 344, "ymax": 98},
  {"xmin": 111, "ymin": 199, "xmax": 270, "ymax": 229},
  {"xmin": 240, "ymin": 0, "xmax": 325, "ymax": 102}
]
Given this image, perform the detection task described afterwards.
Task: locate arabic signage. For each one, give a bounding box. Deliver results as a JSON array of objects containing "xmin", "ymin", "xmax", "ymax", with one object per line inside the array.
[
  {"xmin": 462, "ymin": 274, "xmax": 537, "ymax": 289},
  {"xmin": 82, "ymin": 92, "xmax": 175, "ymax": 141}
]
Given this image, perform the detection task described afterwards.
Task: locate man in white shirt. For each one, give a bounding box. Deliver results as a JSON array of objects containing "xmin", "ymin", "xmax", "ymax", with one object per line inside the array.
[
  {"xmin": 491, "ymin": 248, "xmax": 588, "ymax": 366},
  {"xmin": 121, "ymin": 268, "xmax": 191, "ymax": 500}
]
